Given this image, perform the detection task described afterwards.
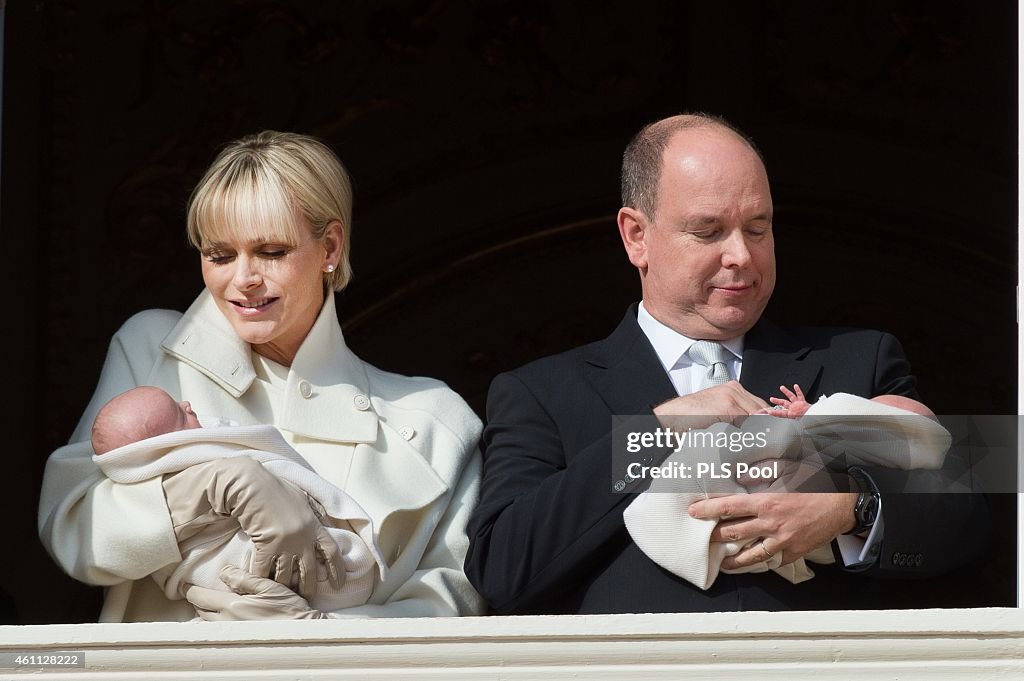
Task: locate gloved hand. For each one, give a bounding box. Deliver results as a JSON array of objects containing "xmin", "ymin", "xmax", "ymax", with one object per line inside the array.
[
  {"xmin": 161, "ymin": 457, "xmax": 341, "ymax": 597},
  {"xmin": 184, "ymin": 565, "xmax": 326, "ymax": 621}
]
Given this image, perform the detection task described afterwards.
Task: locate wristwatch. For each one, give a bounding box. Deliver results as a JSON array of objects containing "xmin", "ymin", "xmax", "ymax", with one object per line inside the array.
[{"xmin": 845, "ymin": 466, "xmax": 880, "ymax": 535}]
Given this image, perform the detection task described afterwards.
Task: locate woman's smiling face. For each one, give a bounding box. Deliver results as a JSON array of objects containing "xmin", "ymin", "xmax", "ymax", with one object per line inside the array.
[{"xmin": 200, "ymin": 214, "xmax": 341, "ymax": 366}]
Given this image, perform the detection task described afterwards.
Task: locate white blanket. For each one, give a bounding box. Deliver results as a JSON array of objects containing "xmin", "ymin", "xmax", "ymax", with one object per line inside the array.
[
  {"xmin": 93, "ymin": 425, "xmax": 388, "ymax": 611},
  {"xmin": 623, "ymin": 393, "xmax": 951, "ymax": 590}
]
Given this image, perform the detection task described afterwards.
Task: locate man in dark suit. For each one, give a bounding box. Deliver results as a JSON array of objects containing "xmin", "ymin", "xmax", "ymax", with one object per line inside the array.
[{"xmin": 464, "ymin": 114, "xmax": 990, "ymax": 615}]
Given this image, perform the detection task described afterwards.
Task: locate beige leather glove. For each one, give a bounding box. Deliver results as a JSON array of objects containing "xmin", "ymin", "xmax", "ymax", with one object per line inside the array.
[
  {"xmin": 162, "ymin": 457, "xmax": 341, "ymax": 597},
  {"xmin": 184, "ymin": 565, "xmax": 326, "ymax": 621}
]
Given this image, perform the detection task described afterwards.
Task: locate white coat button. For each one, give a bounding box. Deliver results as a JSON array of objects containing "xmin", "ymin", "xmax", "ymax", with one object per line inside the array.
[
  {"xmin": 399, "ymin": 426, "xmax": 416, "ymax": 440},
  {"xmin": 353, "ymin": 394, "xmax": 371, "ymax": 411},
  {"xmin": 298, "ymin": 380, "xmax": 313, "ymax": 399}
]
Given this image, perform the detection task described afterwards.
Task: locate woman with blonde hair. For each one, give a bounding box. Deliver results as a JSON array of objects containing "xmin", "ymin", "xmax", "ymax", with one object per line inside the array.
[{"xmin": 39, "ymin": 131, "xmax": 484, "ymax": 621}]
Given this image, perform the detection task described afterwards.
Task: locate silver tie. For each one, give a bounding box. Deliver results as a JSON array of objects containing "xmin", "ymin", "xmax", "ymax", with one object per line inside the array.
[{"xmin": 687, "ymin": 340, "xmax": 732, "ymax": 388}]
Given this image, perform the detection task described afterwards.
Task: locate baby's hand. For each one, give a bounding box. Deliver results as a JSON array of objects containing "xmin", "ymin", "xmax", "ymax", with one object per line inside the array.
[{"xmin": 757, "ymin": 384, "xmax": 811, "ymax": 418}]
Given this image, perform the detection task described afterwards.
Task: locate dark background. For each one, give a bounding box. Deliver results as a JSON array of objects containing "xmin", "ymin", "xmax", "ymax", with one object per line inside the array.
[{"xmin": 3, "ymin": 2, "xmax": 1017, "ymax": 623}]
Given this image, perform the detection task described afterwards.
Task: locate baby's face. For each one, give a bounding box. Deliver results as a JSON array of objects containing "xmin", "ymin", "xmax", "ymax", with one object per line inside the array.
[
  {"xmin": 150, "ymin": 391, "xmax": 202, "ymax": 435},
  {"xmin": 174, "ymin": 400, "xmax": 203, "ymax": 431}
]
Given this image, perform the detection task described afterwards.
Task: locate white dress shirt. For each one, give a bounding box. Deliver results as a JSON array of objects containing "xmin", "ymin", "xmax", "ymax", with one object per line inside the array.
[{"xmin": 636, "ymin": 302, "xmax": 744, "ymax": 396}]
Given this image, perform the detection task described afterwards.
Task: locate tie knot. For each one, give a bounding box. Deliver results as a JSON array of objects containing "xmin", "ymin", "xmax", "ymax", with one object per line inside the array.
[
  {"xmin": 686, "ymin": 341, "xmax": 732, "ymax": 387},
  {"xmin": 687, "ymin": 340, "xmax": 730, "ymax": 367}
]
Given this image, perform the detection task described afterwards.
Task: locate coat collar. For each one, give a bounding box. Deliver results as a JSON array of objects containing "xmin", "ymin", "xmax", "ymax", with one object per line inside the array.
[
  {"xmin": 160, "ymin": 289, "xmax": 256, "ymax": 397},
  {"xmin": 740, "ymin": 317, "xmax": 821, "ymax": 401},
  {"xmin": 582, "ymin": 303, "xmax": 679, "ymax": 415},
  {"xmin": 580, "ymin": 305, "xmax": 823, "ymax": 410},
  {"xmin": 160, "ymin": 290, "xmax": 379, "ymax": 444}
]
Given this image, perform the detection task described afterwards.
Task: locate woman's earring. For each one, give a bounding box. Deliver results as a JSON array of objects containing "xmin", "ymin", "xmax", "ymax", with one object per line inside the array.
[{"xmin": 325, "ymin": 264, "xmax": 335, "ymax": 273}]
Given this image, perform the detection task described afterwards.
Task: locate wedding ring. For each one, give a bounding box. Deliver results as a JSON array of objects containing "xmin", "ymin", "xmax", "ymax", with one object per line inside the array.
[{"xmin": 759, "ymin": 540, "xmax": 774, "ymax": 559}]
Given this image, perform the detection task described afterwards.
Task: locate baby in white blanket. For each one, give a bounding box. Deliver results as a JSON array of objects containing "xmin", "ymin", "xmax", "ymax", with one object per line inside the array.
[
  {"xmin": 624, "ymin": 387, "xmax": 950, "ymax": 590},
  {"xmin": 91, "ymin": 386, "xmax": 387, "ymax": 615}
]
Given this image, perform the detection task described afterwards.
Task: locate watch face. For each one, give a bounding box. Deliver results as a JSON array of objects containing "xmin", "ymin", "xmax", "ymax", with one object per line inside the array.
[{"xmin": 860, "ymin": 494, "xmax": 880, "ymax": 525}]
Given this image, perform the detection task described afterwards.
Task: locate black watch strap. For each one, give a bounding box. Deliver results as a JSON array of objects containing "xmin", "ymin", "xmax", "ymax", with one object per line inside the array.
[{"xmin": 846, "ymin": 466, "xmax": 881, "ymax": 535}]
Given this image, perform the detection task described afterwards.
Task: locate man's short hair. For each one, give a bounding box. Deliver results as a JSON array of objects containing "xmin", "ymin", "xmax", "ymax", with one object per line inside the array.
[{"xmin": 620, "ymin": 113, "xmax": 765, "ymax": 219}]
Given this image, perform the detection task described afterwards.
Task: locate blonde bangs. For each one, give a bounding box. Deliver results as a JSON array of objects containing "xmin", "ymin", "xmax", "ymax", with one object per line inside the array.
[
  {"xmin": 186, "ymin": 130, "xmax": 354, "ymax": 291},
  {"xmin": 187, "ymin": 155, "xmax": 302, "ymax": 251}
]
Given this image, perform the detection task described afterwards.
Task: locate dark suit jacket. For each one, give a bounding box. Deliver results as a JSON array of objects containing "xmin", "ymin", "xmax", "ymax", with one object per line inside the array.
[{"xmin": 465, "ymin": 305, "xmax": 992, "ymax": 614}]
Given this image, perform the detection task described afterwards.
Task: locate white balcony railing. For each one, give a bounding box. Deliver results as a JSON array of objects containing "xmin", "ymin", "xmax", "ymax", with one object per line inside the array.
[{"xmin": 2, "ymin": 608, "xmax": 1023, "ymax": 679}]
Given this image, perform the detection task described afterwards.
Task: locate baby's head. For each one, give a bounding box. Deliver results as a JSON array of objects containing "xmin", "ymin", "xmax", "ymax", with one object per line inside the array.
[
  {"xmin": 871, "ymin": 394, "xmax": 936, "ymax": 418},
  {"xmin": 92, "ymin": 386, "xmax": 202, "ymax": 455}
]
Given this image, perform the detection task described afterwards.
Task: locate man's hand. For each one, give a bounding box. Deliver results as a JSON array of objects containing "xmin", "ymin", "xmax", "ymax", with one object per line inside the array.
[
  {"xmin": 688, "ymin": 492, "xmax": 858, "ymax": 568},
  {"xmin": 653, "ymin": 381, "xmax": 770, "ymax": 430},
  {"xmin": 184, "ymin": 565, "xmax": 327, "ymax": 621}
]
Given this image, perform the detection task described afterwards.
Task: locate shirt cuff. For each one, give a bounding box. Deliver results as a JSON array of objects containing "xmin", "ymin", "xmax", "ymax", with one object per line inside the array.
[{"xmin": 835, "ymin": 504, "xmax": 884, "ymax": 570}]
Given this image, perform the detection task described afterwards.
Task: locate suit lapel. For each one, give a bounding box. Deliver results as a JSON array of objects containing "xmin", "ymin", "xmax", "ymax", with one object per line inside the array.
[
  {"xmin": 583, "ymin": 304, "xmax": 678, "ymax": 415},
  {"xmin": 581, "ymin": 308, "xmax": 823, "ymax": 411},
  {"xmin": 741, "ymin": 318, "xmax": 822, "ymax": 401}
]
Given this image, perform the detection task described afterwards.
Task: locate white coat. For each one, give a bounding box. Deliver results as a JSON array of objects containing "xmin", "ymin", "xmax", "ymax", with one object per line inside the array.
[{"xmin": 39, "ymin": 290, "xmax": 485, "ymax": 621}]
